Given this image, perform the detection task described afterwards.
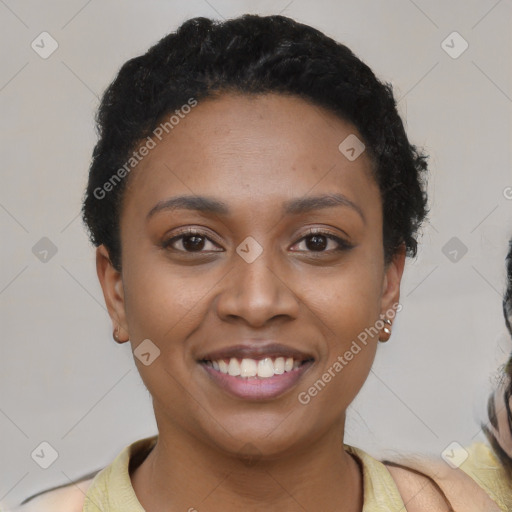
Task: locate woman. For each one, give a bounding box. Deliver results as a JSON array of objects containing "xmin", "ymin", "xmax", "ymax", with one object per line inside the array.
[{"xmin": 12, "ymin": 14, "xmax": 511, "ymax": 511}]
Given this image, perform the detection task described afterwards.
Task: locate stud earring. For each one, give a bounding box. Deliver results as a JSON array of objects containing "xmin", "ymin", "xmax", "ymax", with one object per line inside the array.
[
  {"xmin": 113, "ymin": 325, "xmax": 124, "ymax": 344},
  {"xmin": 379, "ymin": 318, "xmax": 392, "ymax": 343}
]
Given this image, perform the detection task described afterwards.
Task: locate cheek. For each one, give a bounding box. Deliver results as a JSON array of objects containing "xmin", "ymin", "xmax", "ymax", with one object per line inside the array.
[
  {"xmin": 299, "ymin": 257, "xmax": 383, "ymax": 395},
  {"xmin": 297, "ymin": 294, "xmax": 379, "ymax": 416},
  {"xmin": 328, "ymin": 285, "xmax": 382, "ymax": 347},
  {"xmin": 120, "ymin": 260, "xmax": 204, "ymax": 409},
  {"xmin": 122, "ymin": 245, "xmax": 214, "ymax": 342},
  {"xmin": 120, "ymin": 252, "xmax": 220, "ymax": 392},
  {"xmin": 303, "ymin": 256, "xmax": 384, "ymax": 343}
]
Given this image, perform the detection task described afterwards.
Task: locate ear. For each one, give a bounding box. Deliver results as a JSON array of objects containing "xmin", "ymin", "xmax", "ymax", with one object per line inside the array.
[
  {"xmin": 96, "ymin": 245, "xmax": 129, "ymax": 342},
  {"xmin": 380, "ymin": 243, "xmax": 406, "ymax": 315}
]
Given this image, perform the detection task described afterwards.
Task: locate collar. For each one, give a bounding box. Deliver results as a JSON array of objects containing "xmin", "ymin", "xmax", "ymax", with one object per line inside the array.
[{"xmin": 83, "ymin": 436, "xmax": 405, "ymax": 512}]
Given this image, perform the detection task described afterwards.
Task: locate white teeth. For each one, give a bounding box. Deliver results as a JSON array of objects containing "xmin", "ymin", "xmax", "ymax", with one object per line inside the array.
[
  {"xmin": 240, "ymin": 358, "xmax": 257, "ymax": 377},
  {"xmin": 273, "ymin": 357, "xmax": 285, "ymax": 375},
  {"xmin": 257, "ymin": 358, "xmax": 274, "ymax": 378},
  {"xmin": 209, "ymin": 356, "xmax": 307, "ymax": 378},
  {"xmin": 228, "ymin": 357, "xmax": 241, "ymax": 376}
]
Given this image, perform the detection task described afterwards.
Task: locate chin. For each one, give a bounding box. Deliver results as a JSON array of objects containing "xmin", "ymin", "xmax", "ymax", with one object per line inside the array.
[{"xmin": 201, "ymin": 413, "xmax": 312, "ymax": 460}]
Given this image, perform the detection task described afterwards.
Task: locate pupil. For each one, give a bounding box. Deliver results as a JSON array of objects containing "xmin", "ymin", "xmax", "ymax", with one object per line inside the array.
[
  {"xmin": 307, "ymin": 235, "xmax": 327, "ymax": 251},
  {"xmin": 181, "ymin": 234, "xmax": 328, "ymax": 252},
  {"xmin": 183, "ymin": 235, "xmax": 205, "ymax": 251}
]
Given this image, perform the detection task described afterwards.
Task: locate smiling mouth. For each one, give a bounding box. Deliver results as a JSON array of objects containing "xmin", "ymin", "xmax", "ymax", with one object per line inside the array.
[{"xmin": 199, "ymin": 356, "xmax": 314, "ymax": 379}]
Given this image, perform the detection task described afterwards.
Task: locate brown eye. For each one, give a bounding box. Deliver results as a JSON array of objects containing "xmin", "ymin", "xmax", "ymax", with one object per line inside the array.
[
  {"xmin": 291, "ymin": 230, "xmax": 353, "ymax": 253},
  {"xmin": 304, "ymin": 234, "xmax": 329, "ymax": 251},
  {"xmin": 163, "ymin": 229, "xmax": 223, "ymax": 253}
]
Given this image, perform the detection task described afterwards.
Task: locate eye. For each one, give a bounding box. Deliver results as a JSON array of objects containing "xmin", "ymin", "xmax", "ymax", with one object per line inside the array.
[
  {"xmin": 162, "ymin": 228, "xmax": 223, "ymax": 253},
  {"xmin": 162, "ymin": 227, "xmax": 353, "ymax": 255},
  {"xmin": 291, "ymin": 229, "xmax": 353, "ymax": 253}
]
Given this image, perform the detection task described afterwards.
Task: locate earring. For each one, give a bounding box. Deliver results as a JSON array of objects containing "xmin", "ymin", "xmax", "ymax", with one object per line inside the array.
[
  {"xmin": 379, "ymin": 318, "xmax": 392, "ymax": 343},
  {"xmin": 113, "ymin": 325, "xmax": 124, "ymax": 344}
]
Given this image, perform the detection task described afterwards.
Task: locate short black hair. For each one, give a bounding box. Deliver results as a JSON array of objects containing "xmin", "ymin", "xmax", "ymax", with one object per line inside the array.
[{"xmin": 82, "ymin": 14, "xmax": 429, "ymax": 271}]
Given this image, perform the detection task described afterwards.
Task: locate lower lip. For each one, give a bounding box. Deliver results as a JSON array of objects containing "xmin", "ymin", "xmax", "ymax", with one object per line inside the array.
[{"xmin": 200, "ymin": 361, "xmax": 314, "ymax": 400}]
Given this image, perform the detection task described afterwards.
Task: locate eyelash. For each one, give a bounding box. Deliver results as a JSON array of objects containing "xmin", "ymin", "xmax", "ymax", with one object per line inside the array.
[{"xmin": 162, "ymin": 227, "xmax": 353, "ymax": 254}]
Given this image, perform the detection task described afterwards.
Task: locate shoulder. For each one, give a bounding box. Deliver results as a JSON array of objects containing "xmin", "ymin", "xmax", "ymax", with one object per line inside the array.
[
  {"xmin": 346, "ymin": 444, "xmax": 452, "ymax": 511},
  {"xmin": 11, "ymin": 436, "xmax": 158, "ymax": 512},
  {"xmin": 382, "ymin": 442, "xmax": 510, "ymax": 512},
  {"xmin": 13, "ymin": 476, "xmax": 96, "ymax": 512},
  {"xmin": 383, "ymin": 463, "xmax": 451, "ymax": 512}
]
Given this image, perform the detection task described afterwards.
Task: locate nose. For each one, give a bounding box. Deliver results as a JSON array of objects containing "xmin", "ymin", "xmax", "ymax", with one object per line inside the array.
[{"xmin": 215, "ymin": 247, "xmax": 300, "ymax": 327}]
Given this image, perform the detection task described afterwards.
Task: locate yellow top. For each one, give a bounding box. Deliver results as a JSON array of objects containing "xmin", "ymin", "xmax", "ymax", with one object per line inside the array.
[
  {"xmin": 79, "ymin": 435, "xmax": 510, "ymax": 512},
  {"xmin": 5, "ymin": 377, "xmax": 511, "ymax": 511}
]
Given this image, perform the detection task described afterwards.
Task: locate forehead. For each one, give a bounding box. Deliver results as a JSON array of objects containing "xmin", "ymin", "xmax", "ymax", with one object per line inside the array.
[{"xmin": 121, "ymin": 93, "xmax": 378, "ymax": 221}]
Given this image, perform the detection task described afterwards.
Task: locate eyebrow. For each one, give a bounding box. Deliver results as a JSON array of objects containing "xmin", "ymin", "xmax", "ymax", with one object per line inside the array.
[{"xmin": 146, "ymin": 193, "xmax": 365, "ymax": 223}]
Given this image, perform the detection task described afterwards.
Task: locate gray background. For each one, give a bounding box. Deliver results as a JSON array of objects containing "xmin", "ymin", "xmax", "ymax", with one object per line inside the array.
[{"xmin": 1, "ymin": 0, "xmax": 511, "ymax": 508}]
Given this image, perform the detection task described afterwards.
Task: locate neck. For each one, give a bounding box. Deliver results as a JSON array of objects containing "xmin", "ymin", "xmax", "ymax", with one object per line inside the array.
[{"xmin": 131, "ymin": 419, "xmax": 363, "ymax": 512}]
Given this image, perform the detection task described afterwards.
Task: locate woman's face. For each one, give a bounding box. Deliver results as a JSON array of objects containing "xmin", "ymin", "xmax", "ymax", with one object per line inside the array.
[{"xmin": 97, "ymin": 93, "xmax": 405, "ymax": 458}]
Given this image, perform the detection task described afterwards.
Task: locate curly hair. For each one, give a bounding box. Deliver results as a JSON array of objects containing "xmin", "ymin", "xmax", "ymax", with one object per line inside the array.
[{"xmin": 82, "ymin": 14, "xmax": 429, "ymax": 271}]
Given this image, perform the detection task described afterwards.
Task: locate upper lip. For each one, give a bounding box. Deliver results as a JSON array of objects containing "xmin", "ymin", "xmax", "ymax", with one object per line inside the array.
[{"xmin": 198, "ymin": 342, "xmax": 315, "ymax": 362}]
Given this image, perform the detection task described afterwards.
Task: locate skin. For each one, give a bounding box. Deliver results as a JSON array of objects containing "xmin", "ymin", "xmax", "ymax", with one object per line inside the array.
[{"xmin": 96, "ymin": 93, "xmax": 406, "ymax": 512}]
